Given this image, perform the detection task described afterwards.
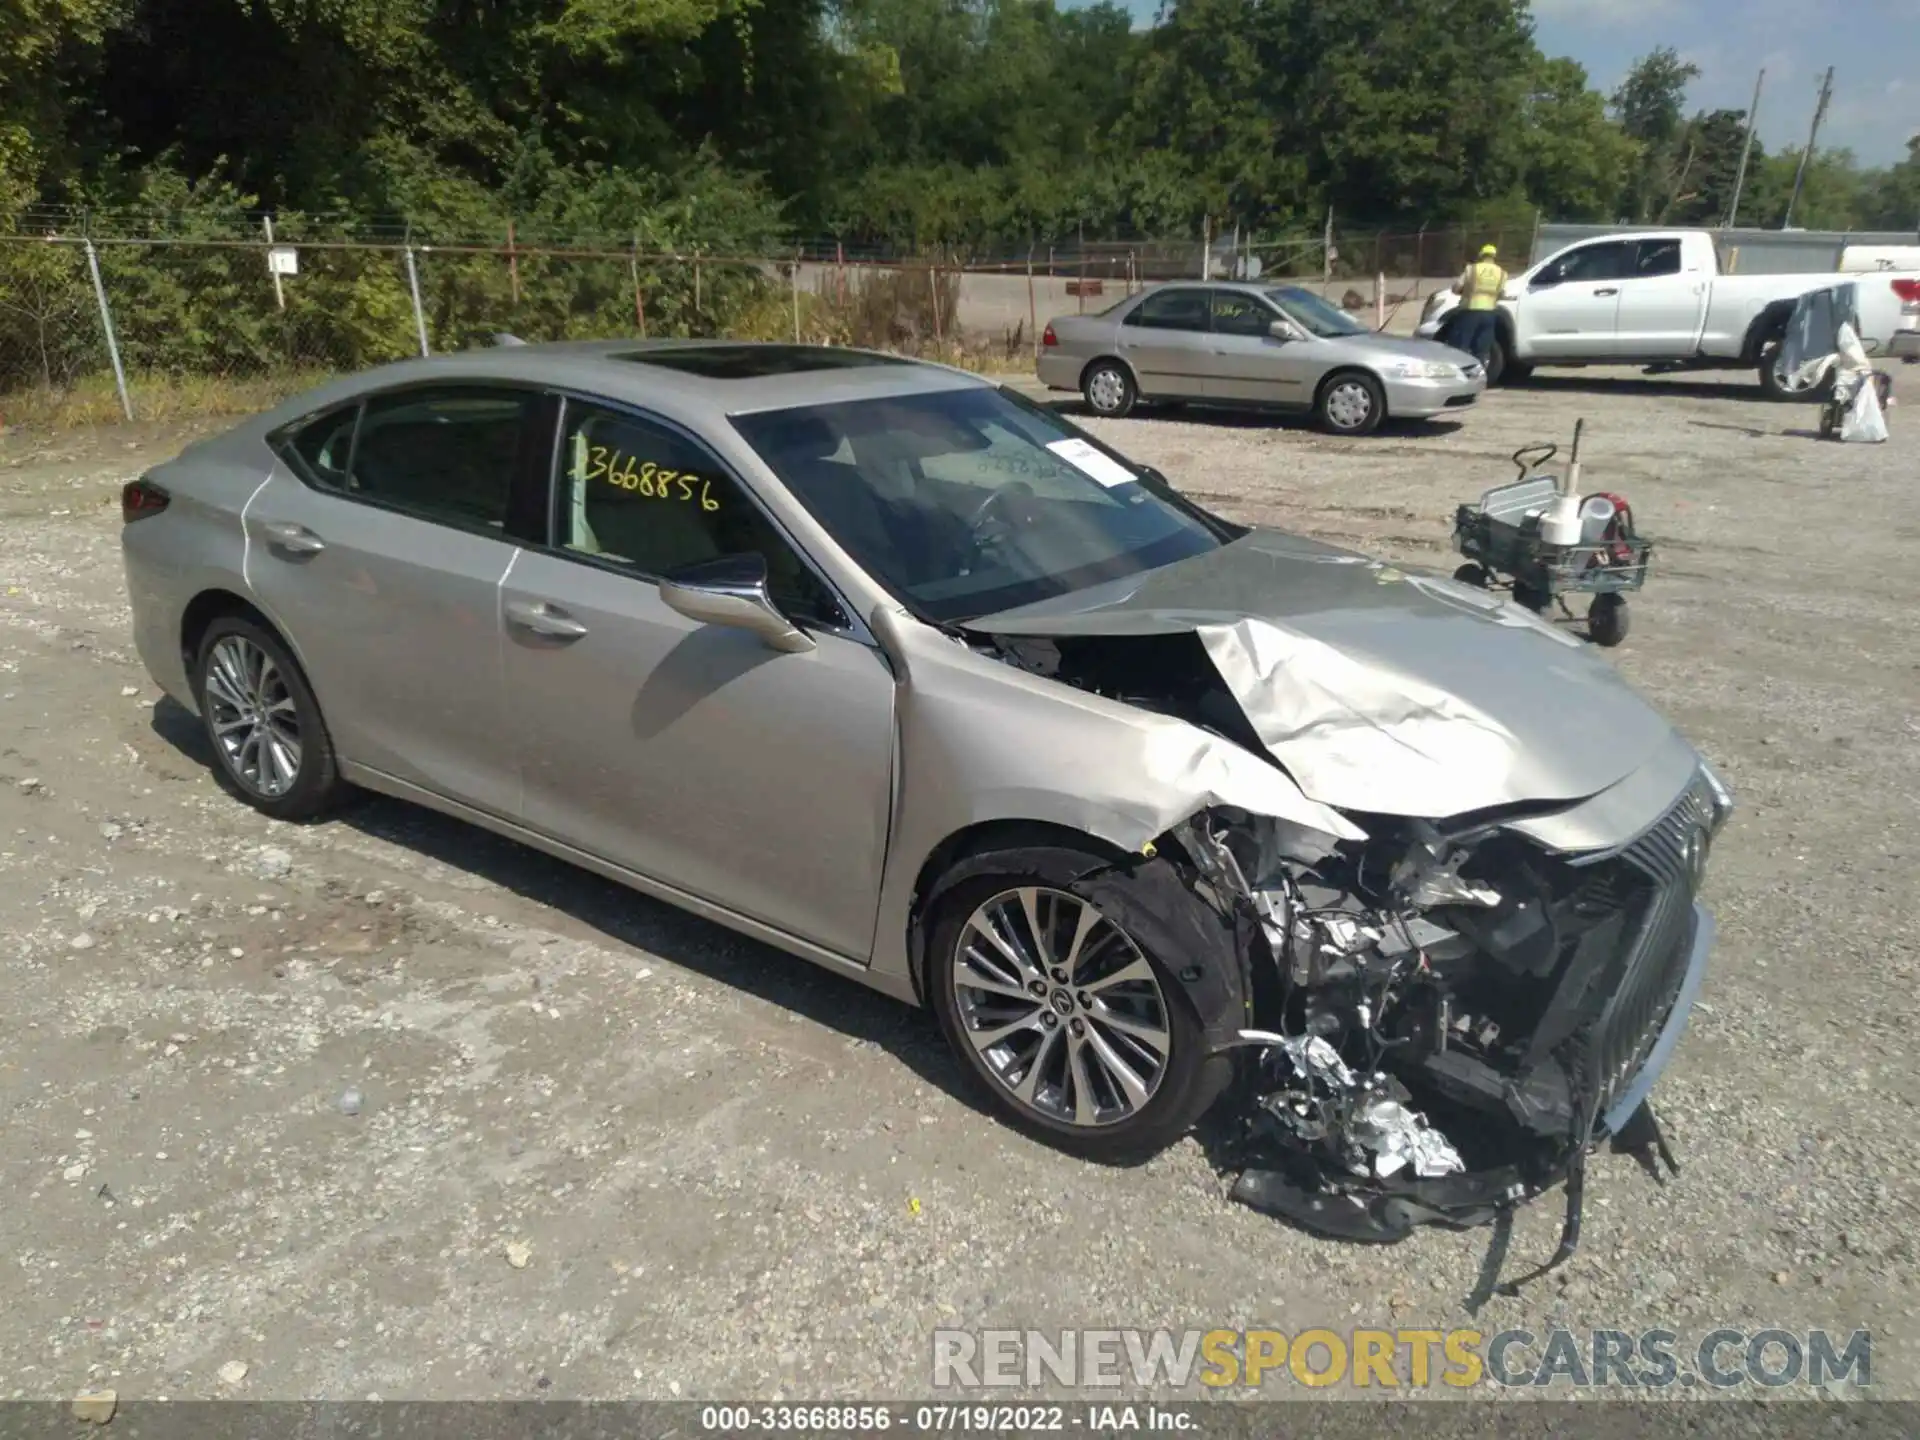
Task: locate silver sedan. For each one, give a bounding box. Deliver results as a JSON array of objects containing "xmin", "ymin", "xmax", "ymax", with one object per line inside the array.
[
  {"xmin": 1038, "ymin": 282, "xmax": 1485, "ymax": 434},
  {"xmin": 121, "ymin": 341, "xmax": 1723, "ymax": 1212}
]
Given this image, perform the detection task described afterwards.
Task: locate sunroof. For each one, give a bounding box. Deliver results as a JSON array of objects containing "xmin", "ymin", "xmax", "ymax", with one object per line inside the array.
[{"xmin": 618, "ymin": 344, "xmax": 911, "ymax": 379}]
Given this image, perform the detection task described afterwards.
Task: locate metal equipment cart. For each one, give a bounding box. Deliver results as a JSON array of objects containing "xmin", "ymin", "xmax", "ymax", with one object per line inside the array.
[{"xmin": 1449, "ymin": 428, "xmax": 1652, "ymax": 648}]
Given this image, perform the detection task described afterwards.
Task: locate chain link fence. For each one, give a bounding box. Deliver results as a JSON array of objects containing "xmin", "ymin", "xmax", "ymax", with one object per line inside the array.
[{"xmin": 0, "ymin": 217, "xmax": 1535, "ymax": 427}]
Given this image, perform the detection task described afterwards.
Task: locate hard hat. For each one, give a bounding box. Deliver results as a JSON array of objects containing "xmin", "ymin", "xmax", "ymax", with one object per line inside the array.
[{"xmin": 1479, "ymin": 243, "xmax": 1498, "ymax": 258}]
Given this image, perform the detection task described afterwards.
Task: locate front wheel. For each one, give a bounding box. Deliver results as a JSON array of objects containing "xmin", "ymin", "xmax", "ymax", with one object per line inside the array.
[
  {"xmin": 1316, "ymin": 371, "xmax": 1386, "ymax": 435},
  {"xmin": 927, "ymin": 858, "xmax": 1218, "ymax": 1163},
  {"xmin": 1588, "ymin": 593, "xmax": 1630, "ymax": 647},
  {"xmin": 1081, "ymin": 360, "xmax": 1137, "ymax": 418}
]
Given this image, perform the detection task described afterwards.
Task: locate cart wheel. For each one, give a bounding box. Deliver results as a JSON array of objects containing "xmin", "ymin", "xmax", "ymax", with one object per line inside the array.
[
  {"xmin": 1511, "ymin": 582, "xmax": 1551, "ymax": 614},
  {"xmin": 1453, "ymin": 563, "xmax": 1489, "ymax": 588},
  {"xmin": 1588, "ymin": 593, "xmax": 1630, "ymax": 647}
]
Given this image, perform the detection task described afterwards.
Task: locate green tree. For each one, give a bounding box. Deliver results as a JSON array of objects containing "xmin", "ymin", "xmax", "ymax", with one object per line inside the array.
[
  {"xmin": 1508, "ymin": 55, "xmax": 1634, "ymax": 221},
  {"xmin": 1610, "ymin": 47, "xmax": 1700, "ymax": 222}
]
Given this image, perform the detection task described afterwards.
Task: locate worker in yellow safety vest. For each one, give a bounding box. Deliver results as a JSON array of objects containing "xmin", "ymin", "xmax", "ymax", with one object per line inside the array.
[{"xmin": 1449, "ymin": 243, "xmax": 1507, "ymax": 368}]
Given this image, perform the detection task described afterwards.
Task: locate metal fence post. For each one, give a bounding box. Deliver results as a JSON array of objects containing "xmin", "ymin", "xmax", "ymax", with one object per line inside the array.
[
  {"xmin": 404, "ymin": 246, "xmax": 430, "ymax": 356},
  {"xmin": 82, "ymin": 239, "xmax": 134, "ymax": 422}
]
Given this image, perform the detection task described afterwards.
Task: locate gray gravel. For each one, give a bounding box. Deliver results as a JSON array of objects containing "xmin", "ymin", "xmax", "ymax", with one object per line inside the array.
[{"xmin": 0, "ymin": 367, "xmax": 1914, "ymax": 1402}]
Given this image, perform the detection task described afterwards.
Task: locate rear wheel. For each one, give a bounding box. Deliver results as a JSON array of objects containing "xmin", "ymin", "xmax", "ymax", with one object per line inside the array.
[
  {"xmin": 1082, "ymin": 360, "xmax": 1137, "ymax": 418},
  {"xmin": 194, "ymin": 616, "xmax": 344, "ymax": 820},
  {"xmin": 1758, "ymin": 330, "xmax": 1832, "ymax": 402},
  {"xmin": 927, "ymin": 856, "xmax": 1218, "ymax": 1163},
  {"xmin": 1316, "ymin": 370, "xmax": 1386, "ymax": 436}
]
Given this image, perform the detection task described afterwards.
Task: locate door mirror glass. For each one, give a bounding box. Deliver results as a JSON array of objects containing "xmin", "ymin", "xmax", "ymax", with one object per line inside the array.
[
  {"xmin": 658, "ymin": 552, "xmax": 817, "ymax": 654},
  {"xmin": 1267, "ymin": 319, "xmax": 1298, "ymax": 340}
]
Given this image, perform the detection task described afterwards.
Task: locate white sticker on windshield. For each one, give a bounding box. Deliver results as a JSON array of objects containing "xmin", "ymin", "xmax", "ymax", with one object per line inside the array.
[{"xmin": 1046, "ymin": 437, "xmax": 1139, "ymax": 488}]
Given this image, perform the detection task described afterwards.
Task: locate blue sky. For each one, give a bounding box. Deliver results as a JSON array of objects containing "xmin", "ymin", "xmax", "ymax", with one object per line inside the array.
[{"xmin": 1088, "ymin": 0, "xmax": 1920, "ymax": 166}]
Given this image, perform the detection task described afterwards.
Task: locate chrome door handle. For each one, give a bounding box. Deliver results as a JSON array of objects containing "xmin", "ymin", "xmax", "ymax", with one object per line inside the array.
[
  {"xmin": 260, "ymin": 520, "xmax": 325, "ymax": 555},
  {"xmin": 504, "ymin": 599, "xmax": 589, "ymax": 639},
  {"xmin": 1594, "ymin": 288, "xmax": 1619, "ymax": 297}
]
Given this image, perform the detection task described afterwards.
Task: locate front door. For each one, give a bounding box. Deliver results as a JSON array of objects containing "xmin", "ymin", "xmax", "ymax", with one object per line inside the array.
[
  {"xmin": 1198, "ymin": 288, "xmax": 1316, "ymax": 406},
  {"xmin": 500, "ymin": 397, "xmax": 897, "ymax": 962},
  {"xmin": 246, "ymin": 385, "xmax": 547, "ymax": 819},
  {"xmin": 1117, "ymin": 287, "xmax": 1213, "ymax": 399},
  {"xmin": 1517, "ymin": 240, "xmax": 1633, "ymax": 359}
]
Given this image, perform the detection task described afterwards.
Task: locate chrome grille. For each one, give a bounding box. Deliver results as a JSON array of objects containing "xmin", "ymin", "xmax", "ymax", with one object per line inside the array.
[{"xmin": 1584, "ymin": 774, "xmax": 1714, "ymax": 1121}]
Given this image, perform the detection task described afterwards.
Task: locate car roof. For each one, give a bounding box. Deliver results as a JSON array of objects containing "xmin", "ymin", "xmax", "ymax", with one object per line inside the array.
[{"xmin": 245, "ymin": 339, "xmax": 993, "ymax": 434}]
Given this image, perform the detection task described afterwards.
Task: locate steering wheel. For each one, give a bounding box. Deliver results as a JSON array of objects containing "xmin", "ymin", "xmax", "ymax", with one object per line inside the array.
[{"xmin": 964, "ymin": 479, "xmax": 1036, "ymax": 549}]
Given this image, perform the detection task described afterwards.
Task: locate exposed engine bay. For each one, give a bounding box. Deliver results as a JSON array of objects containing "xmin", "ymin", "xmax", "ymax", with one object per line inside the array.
[{"xmin": 982, "ymin": 626, "xmax": 1722, "ymax": 1307}]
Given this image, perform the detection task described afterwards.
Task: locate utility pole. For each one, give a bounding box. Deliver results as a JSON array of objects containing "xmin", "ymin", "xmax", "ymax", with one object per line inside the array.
[
  {"xmin": 1725, "ymin": 68, "xmax": 1766, "ymax": 229},
  {"xmin": 1782, "ymin": 66, "xmax": 1835, "ymax": 230}
]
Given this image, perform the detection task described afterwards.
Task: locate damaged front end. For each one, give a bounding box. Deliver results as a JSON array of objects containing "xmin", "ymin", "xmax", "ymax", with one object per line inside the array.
[{"xmin": 1161, "ymin": 772, "xmax": 1727, "ymax": 1303}]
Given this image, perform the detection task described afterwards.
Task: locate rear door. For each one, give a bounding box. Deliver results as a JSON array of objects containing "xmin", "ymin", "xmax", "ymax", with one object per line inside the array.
[
  {"xmin": 249, "ymin": 385, "xmax": 549, "ymax": 819},
  {"xmin": 1116, "ymin": 288, "xmax": 1213, "ymax": 399},
  {"xmin": 1516, "ymin": 240, "xmax": 1634, "ymax": 358},
  {"xmin": 498, "ymin": 396, "xmax": 896, "ymax": 961},
  {"xmin": 1613, "ymin": 237, "xmax": 1707, "ymax": 358},
  {"xmin": 1198, "ymin": 288, "xmax": 1316, "ymax": 407}
]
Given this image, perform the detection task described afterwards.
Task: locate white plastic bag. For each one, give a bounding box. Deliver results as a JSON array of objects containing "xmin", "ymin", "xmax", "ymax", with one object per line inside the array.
[{"xmin": 1840, "ymin": 368, "xmax": 1890, "ymax": 443}]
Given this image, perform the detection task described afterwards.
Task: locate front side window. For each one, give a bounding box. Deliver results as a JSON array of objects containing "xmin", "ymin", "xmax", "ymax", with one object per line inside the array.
[
  {"xmin": 556, "ymin": 402, "xmax": 845, "ymax": 627},
  {"xmin": 320, "ymin": 387, "xmax": 538, "ymax": 533},
  {"xmin": 1210, "ymin": 290, "xmax": 1278, "ymax": 337},
  {"xmin": 732, "ymin": 385, "xmax": 1224, "ymax": 624},
  {"xmin": 1125, "ymin": 288, "xmax": 1210, "ymax": 331},
  {"xmin": 1537, "ymin": 241, "xmax": 1634, "ymax": 287}
]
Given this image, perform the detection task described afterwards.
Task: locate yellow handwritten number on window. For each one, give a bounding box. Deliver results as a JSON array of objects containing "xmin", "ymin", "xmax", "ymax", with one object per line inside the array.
[{"xmin": 584, "ymin": 444, "xmax": 720, "ymax": 511}]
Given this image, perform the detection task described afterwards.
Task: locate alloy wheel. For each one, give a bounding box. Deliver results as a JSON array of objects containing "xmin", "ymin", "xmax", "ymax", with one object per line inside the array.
[
  {"xmin": 203, "ymin": 635, "xmax": 303, "ymax": 798},
  {"xmin": 950, "ymin": 886, "xmax": 1171, "ymax": 1128}
]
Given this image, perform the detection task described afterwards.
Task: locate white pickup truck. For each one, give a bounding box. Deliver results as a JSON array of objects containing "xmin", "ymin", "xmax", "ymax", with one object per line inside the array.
[{"xmin": 1418, "ymin": 229, "xmax": 1920, "ymax": 397}]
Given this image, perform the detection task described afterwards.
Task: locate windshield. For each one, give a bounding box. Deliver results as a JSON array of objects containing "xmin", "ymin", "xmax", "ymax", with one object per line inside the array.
[
  {"xmin": 731, "ymin": 386, "xmax": 1226, "ymax": 624},
  {"xmin": 1265, "ymin": 285, "xmax": 1367, "ymax": 338}
]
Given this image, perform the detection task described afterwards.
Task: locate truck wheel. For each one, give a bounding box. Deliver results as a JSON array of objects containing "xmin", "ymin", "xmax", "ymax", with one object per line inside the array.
[
  {"xmin": 1484, "ymin": 336, "xmax": 1507, "ymax": 386},
  {"xmin": 1588, "ymin": 594, "xmax": 1630, "ymax": 647},
  {"xmin": 1758, "ymin": 333, "xmax": 1832, "ymax": 403}
]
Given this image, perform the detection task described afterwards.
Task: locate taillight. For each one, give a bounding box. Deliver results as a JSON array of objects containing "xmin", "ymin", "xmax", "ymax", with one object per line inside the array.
[
  {"xmin": 1891, "ymin": 278, "xmax": 1920, "ymax": 303},
  {"xmin": 1042, "ymin": 323, "xmax": 1057, "ymax": 347},
  {"xmin": 122, "ymin": 478, "xmax": 170, "ymax": 522}
]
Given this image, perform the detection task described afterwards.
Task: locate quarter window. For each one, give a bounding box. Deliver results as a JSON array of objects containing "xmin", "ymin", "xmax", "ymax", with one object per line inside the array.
[
  {"xmin": 1635, "ymin": 238, "xmax": 1683, "ymax": 277},
  {"xmin": 557, "ymin": 402, "xmax": 845, "ymax": 628}
]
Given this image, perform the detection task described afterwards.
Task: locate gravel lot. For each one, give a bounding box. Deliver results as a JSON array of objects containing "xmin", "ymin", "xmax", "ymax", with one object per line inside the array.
[{"xmin": 0, "ymin": 365, "xmax": 1915, "ymax": 1404}]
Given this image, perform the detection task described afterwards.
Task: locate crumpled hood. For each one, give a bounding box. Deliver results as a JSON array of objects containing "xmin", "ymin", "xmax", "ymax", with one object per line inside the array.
[{"xmin": 963, "ymin": 528, "xmax": 1680, "ymax": 819}]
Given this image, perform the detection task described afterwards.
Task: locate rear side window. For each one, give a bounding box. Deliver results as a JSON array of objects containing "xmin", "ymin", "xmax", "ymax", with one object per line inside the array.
[
  {"xmin": 1539, "ymin": 241, "xmax": 1634, "ymax": 286},
  {"xmin": 1635, "ymin": 238, "xmax": 1682, "ymax": 277},
  {"xmin": 344, "ymin": 389, "xmax": 538, "ymax": 532},
  {"xmin": 1125, "ymin": 288, "xmax": 1210, "ymax": 331}
]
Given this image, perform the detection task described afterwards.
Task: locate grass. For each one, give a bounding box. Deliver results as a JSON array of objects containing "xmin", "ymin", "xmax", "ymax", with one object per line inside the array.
[
  {"xmin": 0, "ymin": 369, "xmax": 336, "ymax": 431},
  {"xmin": 0, "ymin": 328, "xmax": 1036, "ymax": 437}
]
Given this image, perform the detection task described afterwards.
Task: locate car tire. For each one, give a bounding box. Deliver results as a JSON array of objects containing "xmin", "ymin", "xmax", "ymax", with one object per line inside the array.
[
  {"xmin": 926, "ymin": 849, "xmax": 1223, "ymax": 1164},
  {"xmin": 194, "ymin": 615, "xmax": 345, "ymax": 821},
  {"xmin": 1081, "ymin": 360, "xmax": 1137, "ymax": 418},
  {"xmin": 1315, "ymin": 370, "xmax": 1386, "ymax": 436},
  {"xmin": 1484, "ymin": 335, "xmax": 1508, "ymax": 386},
  {"xmin": 1587, "ymin": 593, "xmax": 1630, "ymax": 647}
]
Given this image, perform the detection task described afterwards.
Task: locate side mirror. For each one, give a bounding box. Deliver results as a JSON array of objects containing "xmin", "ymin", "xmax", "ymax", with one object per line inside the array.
[
  {"xmin": 1267, "ymin": 319, "xmax": 1296, "ymax": 341},
  {"xmin": 658, "ymin": 553, "xmax": 816, "ymax": 654}
]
